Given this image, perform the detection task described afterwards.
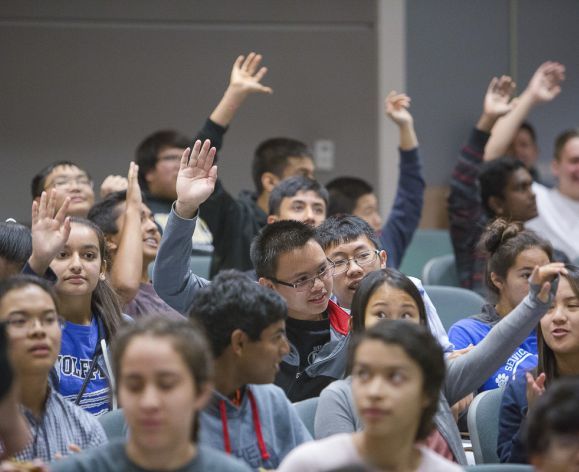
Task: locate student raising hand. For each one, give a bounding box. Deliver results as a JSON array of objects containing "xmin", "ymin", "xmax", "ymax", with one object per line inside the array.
[{"xmin": 175, "ymin": 139, "xmax": 217, "ymax": 219}]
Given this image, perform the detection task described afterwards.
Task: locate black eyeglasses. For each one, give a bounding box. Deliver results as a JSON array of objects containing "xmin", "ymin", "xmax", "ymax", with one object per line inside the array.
[{"xmin": 270, "ymin": 261, "xmax": 335, "ymax": 292}]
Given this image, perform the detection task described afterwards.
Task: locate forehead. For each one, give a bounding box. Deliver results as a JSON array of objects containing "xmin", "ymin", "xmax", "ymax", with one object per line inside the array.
[
  {"xmin": 281, "ymin": 190, "xmax": 325, "ymax": 205},
  {"xmin": 157, "ymin": 146, "xmax": 186, "ymax": 159},
  {"xmin": 368, "ymin": 284, "xmax": 417, "ymax": 306},
  {"xmin": 282, "ymin": 156, "xmax": 314, "ymax": 174},
  {"xmin": 506, "ymin": 168, "xmax": 533, "ymax": 187},
  {"xmin": 354, "ymin": 339, "xmax": 419, "ymax": 371},
  {"xmin": 275, "ymin": 239, "xmax": 327, "ymax": 276},
  {"xmin": 326, "ymin": 235, "xmax": 376, "ymax": 256},
  {"xmin": 122, "ymin": 335, "xmax": 187, "ymax": 373},
  {"xmin": 0, "ymin": 285, "xmax": 55, "ymax": 316},
  {"xmin": 45, "ymin": 165, "xmax": 87, "ymax": 181},
  {"xmin": 67, "ymin": 223, "xmax": 100, "ymax": 246},
  {"xmin": 511, "ymin": 247, "xmax": 550, "ymax": 269},
  {"xmin": 559, "ymin": 137, "xmax": 579, "ymax": 162},
  {"xmin": 556, "ymin": 277, "xmax": 578, "ymax": 301},
  {"xmin": 355, "ymin": 193, "xmax": 378, "ymax": 209}
]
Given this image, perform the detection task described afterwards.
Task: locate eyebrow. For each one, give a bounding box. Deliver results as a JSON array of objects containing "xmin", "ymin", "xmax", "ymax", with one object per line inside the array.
[
  {"xmin": 8, "ymin": 309, "xmax": 57, "ymax": 316},
  {"xmin": 331, "ymin": 245, "xmax": 370, "ymax": 257}
]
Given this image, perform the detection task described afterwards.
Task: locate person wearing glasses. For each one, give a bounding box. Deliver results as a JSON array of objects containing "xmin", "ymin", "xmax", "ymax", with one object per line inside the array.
[
  {"xmin": 315, "ymin": 214, "xmax": 452, "ymax": 352},
  {"xmin": 0, "ymin": 275, "xmax": 106, "ymax": 462},
  {"xmin": 31, "ymin": 161, "xmax": 95, "ymax": 218},
  {"xmin": 152, "ymin": 140, "xmax": 350, "ymax": 401}
]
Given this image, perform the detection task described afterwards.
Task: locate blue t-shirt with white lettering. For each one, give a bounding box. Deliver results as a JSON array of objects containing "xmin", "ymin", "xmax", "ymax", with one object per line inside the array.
[
  {"xmin": 448, "ymin": 309, "xmax": 537, "ymax": 392},
  {"xmin": 58, "ymin": 316, "xmax": 110, "ymax": 416}
]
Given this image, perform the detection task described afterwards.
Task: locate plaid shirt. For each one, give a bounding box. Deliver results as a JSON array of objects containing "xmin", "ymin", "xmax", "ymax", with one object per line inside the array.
[{"xmin": 4, "ymin": 385, "xmax": 107, "ymax": 462}]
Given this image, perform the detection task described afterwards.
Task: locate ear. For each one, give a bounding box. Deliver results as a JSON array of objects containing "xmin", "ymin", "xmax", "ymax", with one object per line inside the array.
[
  {"xmin": 230, "ymin": 329, "xmax": 246, "ymax": 357},
  {"xmin": 100, "ymin": 259, "xmax": 108, "ymax": 278},
  {"xmin": 261, "ymin": 172, "xmax": 280, "ymax": 194},
  {"xmin": 348, "ymin": 316, "xmax": 353, "ymax": 331},
  {"xmin": 487, "ymin": 196, "xmax": 505, "ymax": 216},
  {"xmin": 193, "ymin": 381, "xmax": 214, "ymax": 411},
  {"xmin": 267, "ymin": 215, "xmax": 278, "ymax": 224},
  {"xmin": 490, "ymin": 272, "xmax": 504, "ymax": 292},
  {"xmin": 145, "ymin": 168, "xmax": 156, "ymax": 184},
  {"xmin": 258, "ymin": 277, "xmax": 275, "ymax": 290},
  {"xmin": 379, "ymin": 250, "xmax": 388, "ymax": 269}
]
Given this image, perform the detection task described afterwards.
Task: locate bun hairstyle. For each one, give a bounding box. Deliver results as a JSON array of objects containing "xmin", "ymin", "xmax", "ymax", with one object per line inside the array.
[{"xmin": 480, "ymin": 218, "xmax": 553, "ymax": 297}]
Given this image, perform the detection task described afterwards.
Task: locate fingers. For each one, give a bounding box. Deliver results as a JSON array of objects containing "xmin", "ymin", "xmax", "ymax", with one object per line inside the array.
[
  {"xmin": 31, "ymin": 199, "xmax": 39, "ymax": 225},
  {"xmin": 68, "ymin": 443, "xmax": 81, "ymax": 453},
  {"xmin": 62, "ymin": 216, "xmax": 71, "ymax": 243},
  {"xmin": 180, "ymin": 147, "xmax": 192, "ymax": 171},
  {"xmin": 54, "ymin": 196, "xmax": 71, "ymax": 225},
  {"xmin": 232, "ymin": 54, "xmax": 245, "ymax": 71},
  {"xmin": 47, "ymin": 189, "xmax": 57, "ymax": 220}
]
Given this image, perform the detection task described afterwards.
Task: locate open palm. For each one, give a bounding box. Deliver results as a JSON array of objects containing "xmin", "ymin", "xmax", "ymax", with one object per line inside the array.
[
  {"xmin": 229, "ymin": 52, "xmax": 273, "ymax": 95},
  {"xmin": 175, "ymin": 139, "xmax": 218, "ymax": 216}
]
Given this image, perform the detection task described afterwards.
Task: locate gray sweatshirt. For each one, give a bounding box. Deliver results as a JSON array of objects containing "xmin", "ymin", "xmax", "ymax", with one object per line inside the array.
[{"xmin": 314, "ymin": 283, "xmax": 552, "ymax": 466}]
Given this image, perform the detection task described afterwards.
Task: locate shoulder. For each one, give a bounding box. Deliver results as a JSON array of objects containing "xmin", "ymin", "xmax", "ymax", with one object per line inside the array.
[
  {"xmin": 247, "ymin": 384, "xmax": 295, "ymax": 412},
  {"xmin": 50, "ymin": 440, "xmax": 125, "ymax": 472},
  {"xmin": 320, "ymin": 378, "xmax": 351, "ymax": 397},
  {"xmin": 417, "ymin": 446, "xmax": 463, "ymax": 472},
  {"xmin": 197, "ymin": 446, "xmax": 253, "ymax": 471},
  {"xmin": 48, "ymin": 390, "xmax": 107, "ymax": 440},
  {"xmin": 449, "ymin": 317, "xmax": 488, "ymax": 336},
  {"xmin": 277, "ymin": 434, "xmax": 357, "ymax": 472}
]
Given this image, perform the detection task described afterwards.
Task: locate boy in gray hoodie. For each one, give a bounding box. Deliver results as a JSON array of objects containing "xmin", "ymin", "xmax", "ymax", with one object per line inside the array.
[{"xmin": 189, "ymin": 271, "xmax": 311, "ymax": 470}]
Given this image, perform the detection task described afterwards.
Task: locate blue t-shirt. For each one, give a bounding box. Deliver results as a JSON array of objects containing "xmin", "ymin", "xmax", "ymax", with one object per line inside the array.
[
  {"xmin": 58, "ymin": 316, "xmax": 110, "ymax": 416},
  {"xmin": 448, "ymin": 316, "xmax": 537, "ymax": 392}
]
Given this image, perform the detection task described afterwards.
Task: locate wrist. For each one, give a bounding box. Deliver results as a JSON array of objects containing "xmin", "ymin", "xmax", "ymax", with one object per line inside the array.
[
  {"xmin": 175, "ymin": 200, "xmax": 198, "ymax": 219},
  {"xmin": 27, "ymin": 254, "xmax": 51, "ymax": 276},
  {"xmin": 223, "ymin": 86, "xmax": 249, "ymax": 107},
  {"xmin": 476, "ymin": 114, "xmax": 498, "ymax": 132}
]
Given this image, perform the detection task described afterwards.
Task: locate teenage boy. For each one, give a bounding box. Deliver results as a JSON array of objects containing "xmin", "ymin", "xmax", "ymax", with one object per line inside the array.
[
  {"xmin": 31, "ymin": 161, "xmax": 95, "ymax": 218},
  {"xmin": 448, "ymin": 75, "xmax": 568, "ymax": 296},
  {"xmin": 153, "ymin": 141, "xmax": 350, "ymax": 400},
  {"xmin": 87, "ymin": 163, "xmax": 183, "ymax": 320},
  {"xmin": 267, "ymin": 176, "xmax": 328, "ymax": 227},
  {"xmin": 315, "ymin": 214, "xmax": 452, "ymax": 353},
  {"xmin": 190, "ymin": 271, "xmax": 311, "ymax": 470},
  {"xmin": 325, "ymin": 91, "xmax": 424, "ymax": 269}
]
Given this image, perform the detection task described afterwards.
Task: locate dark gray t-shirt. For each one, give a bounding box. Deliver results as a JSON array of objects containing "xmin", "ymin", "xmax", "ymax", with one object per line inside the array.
[{"xmin": 50, "ymin": 440, "xmax": 252, "ymax": 472}]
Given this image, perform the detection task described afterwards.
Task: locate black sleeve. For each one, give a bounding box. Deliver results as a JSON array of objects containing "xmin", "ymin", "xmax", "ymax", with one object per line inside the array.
[{"xmin": 0, "ymin": 324, "xmax": 13, "ymax": 400}]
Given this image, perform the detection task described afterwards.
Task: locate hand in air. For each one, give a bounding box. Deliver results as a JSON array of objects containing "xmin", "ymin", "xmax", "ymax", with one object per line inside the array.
[{"xmin": 229, "ymin": 52, "xmax": 273, "ymax": 95}]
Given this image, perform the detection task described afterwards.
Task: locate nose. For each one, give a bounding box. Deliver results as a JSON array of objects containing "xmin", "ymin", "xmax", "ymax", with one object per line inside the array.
[
  {"xmin": 302, "ymin": 206, "xmax": 315, "ymax": 225},
  {"xmin": 366, "ymin": 375, "xmax": 387, "ymax": 398},
  {"xmin": 280, "ymin": 336, "xmax": 290, "ymax": 357},
  {"xmin": 552, "ymin": 305, "xmax": 568, "ymax": 323},
  {"xmin": 69, "ymin": 252, "xmax": 82, "ymax": 271},
  {"xmin": 28, "ymin": 318, "xmax": 47, "ymax": 337},
  {"xmin": 346, "ymin": 258, "xmax": 364, "ymax": 276},
  {"xmin": 140, "ymin": 384, "xmax": 161, "ymax": 410},
  {"xmin": 143, "ymin": 218, "xmax": 158, "ymax": 234}
]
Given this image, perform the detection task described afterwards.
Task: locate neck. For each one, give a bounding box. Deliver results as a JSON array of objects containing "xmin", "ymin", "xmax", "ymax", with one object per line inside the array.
[
  {"xmin": 20, "ymin": 374, "xmax": 49, "ymax": 418},
  {"xmin": 60, "ymin": 295, "xmax": 93, "ymax": 325},
  {"xmin": 555, "ymin": 353, "xmax": 579, "ymax": 376},
  {"xmin": 126, "ymin": 439, "xmax": 196, "ymax": 471},
  {"xmin": 494, "ymin": 299, "xmax": 513, "ymax": 318},
  {"xmin": 353, "ymin": 430, "xmax": 420, "ymax": 471},
  {"xmin": 141, "ymin": 262, "xmax": 151, "ymax": 284},
  {"xmin": 257, "ymin": 191, "xmax": 270, "ymax": 215},
  {"xmin": 213, "ymin": 357, "xmax": 244, "ymax": 398}
]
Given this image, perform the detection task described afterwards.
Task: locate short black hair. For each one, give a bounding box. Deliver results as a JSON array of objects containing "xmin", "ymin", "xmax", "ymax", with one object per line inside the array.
[
  {"xmin": 315, "ymin": 214, "xmax": 379, "ymax": 251},
  {"xmin": 0, "ymin": 222, "xmax": 32, "ymax": 275},
  {"xmin": 252, "ymin": 138, "xmax": 312, "ymax": 195},
  {"xmin": 526, "ymin": 376, "xmax": 579, "ymax": 458},
  {"xmin": 188, "ymin": 270, "xmax": 287, "ymax": 358},
  {"xmin": 349, "ymin": 320, "xmax": 444, "ymax": 441},
  {"xmin": 0, "ymin": 274, "xmax": 59, "ymax": 312},
  {"xmin": 87, "ymin": 191, "xmax": 128, "ymax": 235},
  {"xmin": 268, "ymin": 176, "xmax": 329, "ymax": 216},
  {"xmin": 349, "ymin": 268, "xmax": 427, "ymax": 333},
  {"xmin": 520, "ymin": 121, "xmax": 537, "ymax": 143},
  {"xmin": 479, "ymin": 156, "xmax": 528, "ymax": 218},
  {"xmin": 554, "ymin": 128, "xmax": 579, "ymax": 162},
  {"xmin": 250, "ymin": 220, "xmax": 316, "ymax": 279},
  {"xmin": 30, "ymin": 160, "xmax": 90, "ymax": 199},
  {"xmin": 326, "ymin": 177, "xmax": 374, "ymax": 216},
  {"xmin": 136, "ymin": 130, "xmax": 191, "ymax": 191}
]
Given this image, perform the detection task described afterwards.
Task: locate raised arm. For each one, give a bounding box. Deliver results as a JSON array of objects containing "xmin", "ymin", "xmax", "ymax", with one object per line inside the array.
[
  {"xmin": 448, "ymin": 76, "xmax": 516, "ymax": 291},
  {"xmin": 153, "ymin": 140, "xmax": 216, "ymax": 312},
  {"xmin": 26, "ymin": 190, "xmax": 71, "ymax": 276},
  {"xmin": 379, "ymin": 91, "xmax": 423, "ymax": 268},
  {"xmin": 443, "ymin": 263, "xmax": 566, "ymax": 405},
  {"xmin": 484, "ymin": 61, "xmax": 565, "ymax": 161},
  {"xmin": 108, "ymin": 163, "xmax": 143, "ymax": 305}
]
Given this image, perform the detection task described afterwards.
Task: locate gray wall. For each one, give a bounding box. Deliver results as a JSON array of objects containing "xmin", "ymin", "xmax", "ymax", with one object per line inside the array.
[
  {"xmin": 0, "ymin": 0, "xmax": 378, "ymax": 222},
  {"xmin": 407, "ymin": 0, "xmax": 579, "ymax": 188}
]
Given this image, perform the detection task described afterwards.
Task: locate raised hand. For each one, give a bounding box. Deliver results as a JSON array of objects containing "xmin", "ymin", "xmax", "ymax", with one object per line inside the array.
[
  {"xmin": 28, "ymin": 190, "xmax": 71, "ymax": 275},
  {"xmin": 385, "ymin": 91, "xmax": 413, "ymax": 127},
  {"xmin": 229, "ymin": 52, "xmax": 273, "ymax": 96},
  {"xmin": 525, "ymin": 372, "xmax": 546, "ymax": 410},
  {"xmin": 529, "ymin": 262, "xmax": 567, "ymax": 303},
  {"xmin": 526, "ymin": 61, "xmax": 565, "ymax": 104},
  {"xmin": 125, "ymin": 162, "xmax": 142, "ymax": 210},
  {"xmin": 483, "ymin": 75, "xmax": 516, "ymax": 118},
  {"xmin": 175, "ymin": 139, "xmax": 217, "ymax": 218}
]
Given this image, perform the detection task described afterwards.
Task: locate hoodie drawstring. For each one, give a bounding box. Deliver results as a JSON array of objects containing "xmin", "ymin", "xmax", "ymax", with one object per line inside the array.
[{"xmin": 219, "ymin": 389, "xmax": 270, "ymax": 462}]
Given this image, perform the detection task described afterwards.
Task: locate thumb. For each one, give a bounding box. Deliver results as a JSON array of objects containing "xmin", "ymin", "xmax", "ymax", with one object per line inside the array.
[{"xmin": 538, "ymin": 281, "xmax": 551, "ymax": 303}]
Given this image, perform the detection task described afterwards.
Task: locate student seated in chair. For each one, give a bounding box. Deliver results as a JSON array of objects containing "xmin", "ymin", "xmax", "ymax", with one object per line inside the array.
[{"xmin": 189, "ymin": 271, "xmax": 311, "ymax": 470}]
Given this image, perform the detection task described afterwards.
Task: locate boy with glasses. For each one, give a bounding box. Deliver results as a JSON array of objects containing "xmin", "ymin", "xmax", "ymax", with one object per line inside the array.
[
  {"xmin": 31, "ymin": 161, "xmax": 95, "ymax": 218},
  {"xmin": 153, "ymin": 140, "xmax": 350, "ymax": 400}
]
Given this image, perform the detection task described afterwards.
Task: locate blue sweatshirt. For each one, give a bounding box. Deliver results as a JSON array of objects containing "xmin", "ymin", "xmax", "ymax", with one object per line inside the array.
[
  {"xmin": 497, "ymin": 372, "xmax": 529, "ymax": 464},
  {"xmin": 448, "ymin": 304, "xmax": 538, "ymax": 392},
  {"xmin": 199, "ymin": 384, "xmax": 312, "ymax": 470}
]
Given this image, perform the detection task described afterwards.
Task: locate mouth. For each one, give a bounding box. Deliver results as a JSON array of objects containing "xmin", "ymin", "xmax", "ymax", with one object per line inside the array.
[
  {"xmin": 29, "ymin": 343, "xmax": 51, "ymax": 356},
  {"xmin": 68, "ymin": 195, "xmax": 87, "ymax": 203},
  {"xmin": 139, "ymin": 418, "xmax": 164, "ymax": 430},
  {"xmin": 308, "ymin": 292, "xmax": 328, "ymax": 305},
  {"xmin": 64, "ymin": 275, "xmax": 87, "ymax": 284},
  {"xmin": 551, "ymin": 328, "xmax": 570, "ymax": 338},
  {"xmin": 143, "ymin": 237, "xmax": 159, "ymax": 248},
  {"xmin": 360, "ymin": 407, "xmax": 389, "ymax": 421},
  {"xmin": 347, "ymin": 279, "xmax": 363, "ymax": 291}
]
